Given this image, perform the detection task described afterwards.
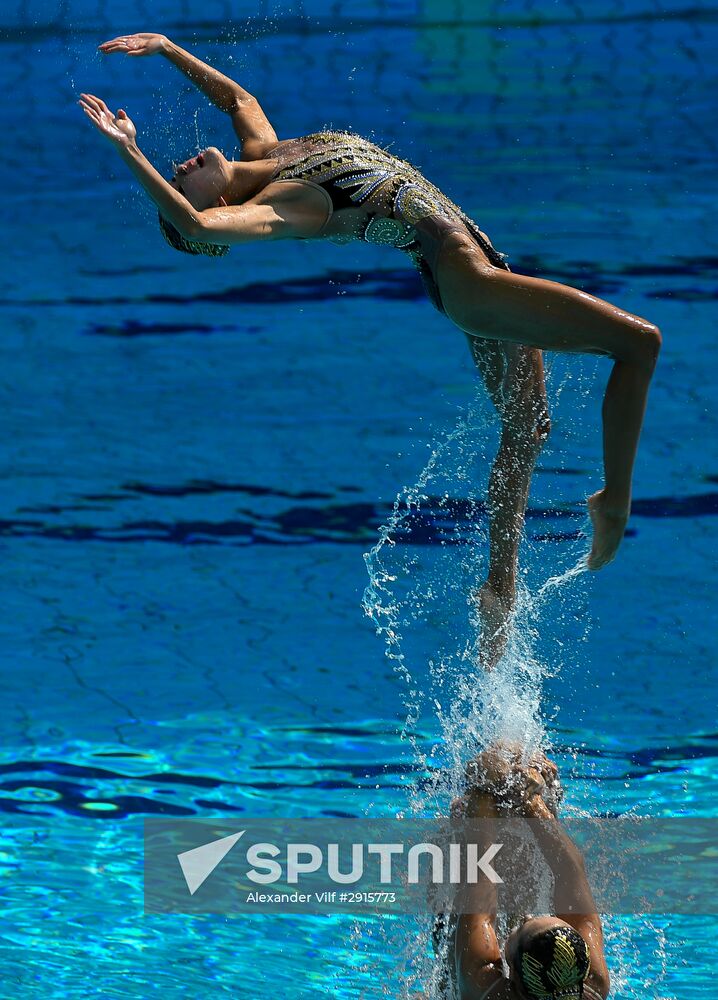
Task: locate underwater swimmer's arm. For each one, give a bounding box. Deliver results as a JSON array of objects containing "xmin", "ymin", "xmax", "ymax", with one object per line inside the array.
[
  {"xmin": 451, "ymin": 749, "xmax": 566, "ymax": 999},
  {"xmin": 523, "ymin": 802, "xmax": 610, "ymax": 999},
  {"xmin": 452, "ymin": 792, "xmax": 507, "ymax": 1000},
  {"xmin": 99, "ymin": 33, "xmax": 278, "ymax": 160}
]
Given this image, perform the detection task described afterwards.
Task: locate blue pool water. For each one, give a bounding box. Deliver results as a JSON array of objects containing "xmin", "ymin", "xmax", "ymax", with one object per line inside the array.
[{"xmin": 1, "ymin": 1, "xmax": 717, "ymax": 996}]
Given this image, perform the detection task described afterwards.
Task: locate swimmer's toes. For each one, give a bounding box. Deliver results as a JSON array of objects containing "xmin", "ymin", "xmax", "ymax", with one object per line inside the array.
[
  {"xmin": 588, "ymin": 517, "xmax": 626, "ymax": 569},
  {"xmin": 587, "ymin": 491, "xmax": 628, "ymax": 570}
]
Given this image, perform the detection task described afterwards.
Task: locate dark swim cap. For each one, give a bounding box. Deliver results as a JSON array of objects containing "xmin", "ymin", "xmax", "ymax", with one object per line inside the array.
[
  {"xmin": 516, "ymin": 925, "xmax": 590, "ymax": 999},
  {"xmin": 158, "ymin": 212, "xmax": 229, "ymax": 258}
]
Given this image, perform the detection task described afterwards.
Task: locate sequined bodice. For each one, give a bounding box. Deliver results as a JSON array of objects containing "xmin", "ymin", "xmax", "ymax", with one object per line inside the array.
[
  {"xmin": 263, "ymin": 130, "xmax": 508, "ymax": 259},
  {"xmin": 261, "ymin": 130, "xmax": 510, "ymax": 316}
]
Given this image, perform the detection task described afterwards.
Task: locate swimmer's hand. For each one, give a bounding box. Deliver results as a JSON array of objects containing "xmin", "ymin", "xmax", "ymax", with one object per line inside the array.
[
  {"xmin": 98, "ymin": 32, "xmax": 168, "ymax": 57},
  {"xmin": 465, "ymin": 744, "xmax": 562, "ymax": 816},
  {"xmin": 78, "ymin": 94, "xmax": 137, "ymax": 148}
]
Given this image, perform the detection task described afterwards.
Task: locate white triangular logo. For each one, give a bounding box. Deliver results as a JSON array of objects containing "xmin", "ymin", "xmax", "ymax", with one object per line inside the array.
[{"xmin": 177, "ymin": 831, "xmax": 245, "ymax": 895}]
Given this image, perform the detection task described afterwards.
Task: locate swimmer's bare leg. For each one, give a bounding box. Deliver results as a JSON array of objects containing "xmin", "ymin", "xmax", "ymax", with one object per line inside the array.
[
  {"xmin": 468, "ymin": 338, "xmax": 550, "ymax": 670},
  {"xmin": 437, "ymin": 238, "xmax": 661, "ymax": 571}
]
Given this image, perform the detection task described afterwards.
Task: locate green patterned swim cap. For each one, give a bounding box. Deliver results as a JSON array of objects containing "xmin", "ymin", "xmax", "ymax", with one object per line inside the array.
[
  {"xmin": 158, "ymin": 212, "xmax": 229, "ymax": 258},
  {"xmin": 517, "ymin": 925, "xmax": 591, "ymax": 999}
]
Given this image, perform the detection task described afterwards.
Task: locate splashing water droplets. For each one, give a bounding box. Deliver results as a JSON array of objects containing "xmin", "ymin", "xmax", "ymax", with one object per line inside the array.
[
  {"xmin": 536, "ymin": 550, "xmax": 590, "ymax": 601},
  {"xmin": 357, "ymin": 381, "xmax": 598, "ymax": 992},
  {"xmin": 362, "ymin": 392, "xmax": 587, "ymax": 805}
]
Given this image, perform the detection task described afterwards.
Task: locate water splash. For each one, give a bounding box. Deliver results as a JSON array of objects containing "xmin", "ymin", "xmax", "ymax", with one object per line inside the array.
[
  {"xmin": 361, "ymin": 390, "xmax": 591, "ymax": 805},
  {"xmin": 362, "ymin": 411, "xmax": 480, "ymax": 754},
  {"xmin": 358, "ymin": 375, "xmax": 598, "ymax": 996},
  {"xmin": 536, "ymin": 549, "xmax": 590, "ymax": 600}
]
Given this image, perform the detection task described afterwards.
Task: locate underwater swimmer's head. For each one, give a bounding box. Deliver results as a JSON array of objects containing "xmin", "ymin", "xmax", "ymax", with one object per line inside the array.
[{"xmin": 505, "ymin": 917, "xmax": 590, "ymax": 999}]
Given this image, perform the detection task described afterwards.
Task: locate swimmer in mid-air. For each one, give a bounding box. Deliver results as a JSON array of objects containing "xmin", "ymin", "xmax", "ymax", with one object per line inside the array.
[
  {"xmin": 430, "ymin": 744, "xmax": 610, "ymax": 999},
  {"xmin": 80, "ymin": 32, "xmax": 662, "ymax": 666}
]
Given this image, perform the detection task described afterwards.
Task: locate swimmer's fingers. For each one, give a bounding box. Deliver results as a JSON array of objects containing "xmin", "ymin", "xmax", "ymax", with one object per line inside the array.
[
  {"xmin": 78, "ymin": 92, "xmax": 101, "ymax": 112},
  {"xmin": 491, "ymin": 743, "xmax": 556, "ymax": 776},
  {"xmin": 78, "ymin": 95, "xmax": 136, "ymax": 145},
  {"xmin": 525, "ymin": 792, "xmax": 556, "ymax": 820},
  {"xmin": 78, "ymin": 99, "xmax": 106, "ymax": 133},
  {"xmin": 79, "ymin": 92, "xmax": 112, "ymax": 116},
  {"xmin": 80, "ymin": 107, "xmax": 100, "ymax": 135},
  {"xmin": 547, "ymin": 773, "xmax": 565, "ymax": 803},
  {"xmin": 541, "ymin": 782, "xmax": 564, "ymax": 818},
  {"xmin": 541, "ymin": 757, "xmax": 559, "ymax": 787},
  {"xmin": 79, "ymin": 106, "xmax": 120, "ymax": 145},
  {"xmin": 525, "ymin": 765, "xmax": 545, "ymax": 795},
  {"xmin": 525, "ymin": 749, "xmax": 559, "ymax": 787},
  {"xmin": 99, "ymin": 35, "xmax": 141, "ymax": 54},
  {"xmin": 467, "ymin": 749, "xmax": 512, "ymax": 789},
  {"xmin": 98, "ymin": 33, "xmax": 167, "ymax": 57},
  {"xmin": 534, "ymin": 758, "xmax": 564, "ymax": 816},
  {"xmin": 473, "ymin": 746, "xmax": 561, "ymax": 810},
  {"xmin": 98, "ymin": 39, "xmax": 130, "ymax": 53}
]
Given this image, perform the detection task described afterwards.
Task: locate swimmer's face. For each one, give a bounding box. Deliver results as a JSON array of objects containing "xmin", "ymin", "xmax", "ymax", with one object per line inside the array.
[{"xmin": 169, "ymin": 146, "xmax": 229, "ymax": 210}]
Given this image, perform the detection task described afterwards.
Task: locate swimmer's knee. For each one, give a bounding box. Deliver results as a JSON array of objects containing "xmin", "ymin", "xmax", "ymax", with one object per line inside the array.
[
  {"xmin": 622, "ymin": 320, "xmax": 662, "ymax": 373},
  {"xmin": 644, "ymin": 322, "xmax": 662, "ymax": 371}
]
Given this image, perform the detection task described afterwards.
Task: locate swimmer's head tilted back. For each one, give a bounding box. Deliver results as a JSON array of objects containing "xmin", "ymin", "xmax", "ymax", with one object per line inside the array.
[
  {"xmin": 506, "ymin": 918, "xmax": 590, "ymax": 999},
  {"xmin": 160, "ymin": 146, "xmax": 231, "ymax": 257}
]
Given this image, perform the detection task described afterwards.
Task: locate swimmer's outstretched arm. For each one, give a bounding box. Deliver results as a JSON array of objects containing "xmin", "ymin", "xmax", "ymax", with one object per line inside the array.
[
  {"xmin": 451, "ymin": 747, "xmax": 566, "ymax": 1000},
  {"xmin": 451, "ymin": 789, "xmax": 504, "ymax": 1000},
  {"xmin": 524, "ymin": 797, "xmax": 610, "ymax": 999},
  {"xmin": 98, "ymin": 32, "xmax": 277, "ymax": 158},
  {"xmin": 77, "ymin": 93, "xmax": 293, "ymax": 243},
  {"xmin": 78, "ymin": 93, "xmax": 198, "ymax": 235}
]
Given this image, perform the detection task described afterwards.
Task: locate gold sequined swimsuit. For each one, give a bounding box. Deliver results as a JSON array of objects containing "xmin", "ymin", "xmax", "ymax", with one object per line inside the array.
[{"xmin": 262, "ymin": 130, "xmax": 511, "ymax": 314}]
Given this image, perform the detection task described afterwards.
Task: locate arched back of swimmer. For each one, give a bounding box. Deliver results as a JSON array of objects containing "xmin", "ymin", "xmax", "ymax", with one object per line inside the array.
[{"xmin": 81, "ymin": 32, "xmax": 663, "ymax": 674}]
